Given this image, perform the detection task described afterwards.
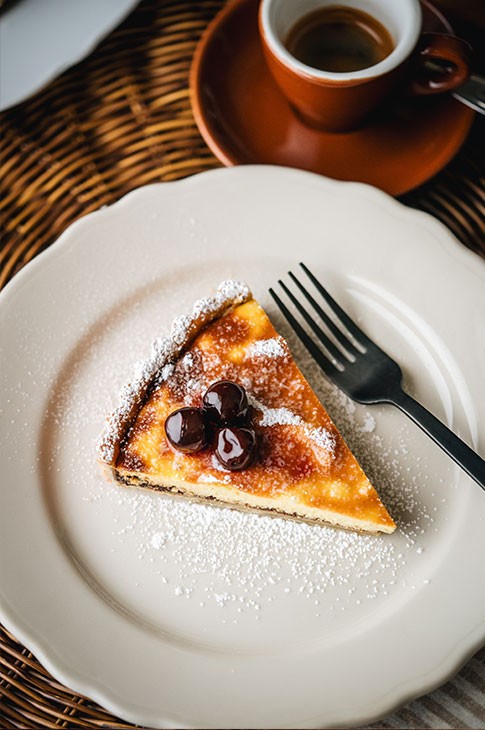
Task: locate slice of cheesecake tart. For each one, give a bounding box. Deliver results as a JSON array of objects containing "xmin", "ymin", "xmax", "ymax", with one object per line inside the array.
[{"xmin": 98, "ymin": 280, "xmax": 395, "ymax": 534}]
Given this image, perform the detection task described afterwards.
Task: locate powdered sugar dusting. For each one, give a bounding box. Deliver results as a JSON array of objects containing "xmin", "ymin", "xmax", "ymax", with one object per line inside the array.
[
  {"xmin": 305, "ymin": 425, "xmax": 336, "ymax": 453},
  {"xmin": 40, "ymin": 266, "xmax": 453, "ymax": 642},
  {"xmin": 111, "ymin": 487, "xmax": 402, "ymax": 623},
  {"xmin": 358, "ymin": 413, "xmax": 376, "ymax": 433},
  {"xmin": 250, "ymin": 396, "xmax": 335, "ymax": 458},
  {"xmin": 245, "ymin": 337, "xmax": 286, "ymax": 359},
  {"xmin": 258, "ymin": 405, "xmax": 302, "ymax": 427},
  {"xmin": 97, "ymin": 280, "xmax": 251, "ymax": 463}
]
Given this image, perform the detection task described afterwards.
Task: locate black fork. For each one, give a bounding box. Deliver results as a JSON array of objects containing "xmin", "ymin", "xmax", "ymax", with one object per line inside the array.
[{"xmin": 270, "ymin": 263, "xmax": 485, "ymax": 491}]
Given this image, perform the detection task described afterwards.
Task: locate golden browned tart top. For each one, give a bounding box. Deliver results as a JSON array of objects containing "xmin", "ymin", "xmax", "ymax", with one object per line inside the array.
[{"xmin": 98, "ymin": 280, "xmax": 395, "ymax": 534}]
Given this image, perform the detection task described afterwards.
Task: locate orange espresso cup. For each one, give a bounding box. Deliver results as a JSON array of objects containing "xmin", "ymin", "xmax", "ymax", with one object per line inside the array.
[{"xmin": 259, "ymin": 0, "xmax": 471, "ymax": 131}]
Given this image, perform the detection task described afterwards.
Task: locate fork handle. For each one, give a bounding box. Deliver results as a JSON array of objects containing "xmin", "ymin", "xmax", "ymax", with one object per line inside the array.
[{"xmin": 392, "ymin": 389, "xmax": 485, "ymax": 490}]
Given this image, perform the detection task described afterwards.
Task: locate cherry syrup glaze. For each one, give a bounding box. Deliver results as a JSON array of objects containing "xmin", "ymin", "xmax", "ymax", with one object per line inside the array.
[
  {"xmin": 215, "ymin": 426, "xmax": 257, "ymax": 471},
  {"xmin": 203, "ymin": 380, "xmax": 250, "ymax": 425},
  {"xmin": 164, "ymin": 381, "xmax": 258, "ymax": 470},
  {"xmin": 164, "ymin": 407, "xmax": 209, "ymax": 453}
]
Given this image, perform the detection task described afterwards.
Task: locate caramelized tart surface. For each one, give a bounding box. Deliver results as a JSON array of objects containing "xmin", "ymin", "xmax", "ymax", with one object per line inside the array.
[{"xmin": 115, "ymin": 299, "xmax": 395, "ymax": 533}]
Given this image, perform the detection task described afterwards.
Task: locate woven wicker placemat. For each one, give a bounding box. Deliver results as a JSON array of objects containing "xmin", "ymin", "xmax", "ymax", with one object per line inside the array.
[{"xmin": 0, "ymin": 1, "xmax": 484, "ymax": 728}]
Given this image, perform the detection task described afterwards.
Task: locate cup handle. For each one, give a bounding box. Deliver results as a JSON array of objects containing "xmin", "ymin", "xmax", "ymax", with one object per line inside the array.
[{"xmin": 409, "ymin": 33, "xmax": 471, "ymax": 96}]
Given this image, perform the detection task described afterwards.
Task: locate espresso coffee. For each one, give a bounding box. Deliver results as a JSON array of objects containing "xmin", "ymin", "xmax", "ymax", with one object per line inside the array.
[{"xmin": 285, "ymin": 6, "xmax": 394, "ymax": 73}]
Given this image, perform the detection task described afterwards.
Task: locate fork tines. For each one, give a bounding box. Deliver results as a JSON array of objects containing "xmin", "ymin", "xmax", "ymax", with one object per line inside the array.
[
  {"xmin": 269, "ymin": 262, "xmax": 369, "ymax": 377},
  {"xmin": 270, "ymin": 265, "xmax": 485, "ymax": 490}
]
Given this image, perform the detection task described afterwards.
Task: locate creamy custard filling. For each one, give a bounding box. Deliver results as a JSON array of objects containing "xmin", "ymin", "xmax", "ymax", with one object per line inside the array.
[{"xmin": 98, "ymin": 280, "xmax": 395, "ymax": 534}]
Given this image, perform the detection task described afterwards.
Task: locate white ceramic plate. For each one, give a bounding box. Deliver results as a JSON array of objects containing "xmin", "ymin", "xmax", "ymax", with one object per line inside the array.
[
  {"xmin": 1, "ymin": 166, "xmax": 484, "ymax": 729},
  {"xmin": 0, "ymin": 0, "xmax": 139, "ymax": 111}
]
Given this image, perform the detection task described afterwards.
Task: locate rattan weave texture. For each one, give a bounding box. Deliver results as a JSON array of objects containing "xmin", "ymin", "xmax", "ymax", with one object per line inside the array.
[{"xmin": 0, "ymin": 0, "xmax": 484, "ymax": 728}]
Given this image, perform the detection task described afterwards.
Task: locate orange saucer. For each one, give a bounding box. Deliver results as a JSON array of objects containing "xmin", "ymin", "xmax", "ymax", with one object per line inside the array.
[{"xmin": 190, "ymin": 0, "xmax": 474, "ymax": 196}]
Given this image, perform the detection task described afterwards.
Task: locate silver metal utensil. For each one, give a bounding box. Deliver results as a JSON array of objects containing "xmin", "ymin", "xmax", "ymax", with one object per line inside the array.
[
  {"xmin": 270, "ymin": 263, "xmax": 485, "ymax": 490},
  {"xmin": 453, "ymin": 74, "xmax": 485, "ymax": 114}
]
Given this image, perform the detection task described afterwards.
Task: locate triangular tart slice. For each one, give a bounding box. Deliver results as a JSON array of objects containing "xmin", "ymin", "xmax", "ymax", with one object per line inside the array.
[{"xmin": 98, "ymin": 281, "xmax": 395, "ymax": 534}]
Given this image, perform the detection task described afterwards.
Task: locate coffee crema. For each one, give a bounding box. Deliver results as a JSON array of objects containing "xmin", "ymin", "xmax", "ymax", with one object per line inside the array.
[{"xmin": 285, "ymin": 5, "xmax": 394, "ymax": 73}]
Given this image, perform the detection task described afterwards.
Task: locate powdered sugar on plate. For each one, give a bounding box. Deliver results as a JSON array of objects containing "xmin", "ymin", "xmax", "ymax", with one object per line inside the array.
[
  {"xmin": 114, "ymin": 487, "xmax": 401, "ymax": 618},
  {"xmin": 41, "ymin": 268, "xmax": 458, "ymax": 643}
]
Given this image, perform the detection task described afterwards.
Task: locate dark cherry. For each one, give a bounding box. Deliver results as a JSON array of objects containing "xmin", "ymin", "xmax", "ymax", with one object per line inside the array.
[
  {"xmin": 164, "ymin": 407, "xmax": 208, "ymax": 453},
  {"xmin": 203, "ymin": 381, "xmax": 249, "ymax": 425},
  {"xmin": 215, "ymin": 427, "xmax": 257, "ymax": 471}
]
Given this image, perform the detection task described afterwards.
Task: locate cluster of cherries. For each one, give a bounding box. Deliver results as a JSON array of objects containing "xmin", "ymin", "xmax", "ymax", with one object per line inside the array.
[{"xmin": 164, "ymin": 381, "xmax": 257, "ymax": 471}]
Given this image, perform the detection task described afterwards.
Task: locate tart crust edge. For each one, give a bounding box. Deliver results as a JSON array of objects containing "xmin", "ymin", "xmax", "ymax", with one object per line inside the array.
[{"xmin": 97, "ymin": 280, "xmax": 252, "ymax": 468}]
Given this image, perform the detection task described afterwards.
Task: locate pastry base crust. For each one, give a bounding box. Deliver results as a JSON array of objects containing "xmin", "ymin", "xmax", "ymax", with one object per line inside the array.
[{"xmin": 105, "ymin": 465, "xmax": 395, "ymax": 534}]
